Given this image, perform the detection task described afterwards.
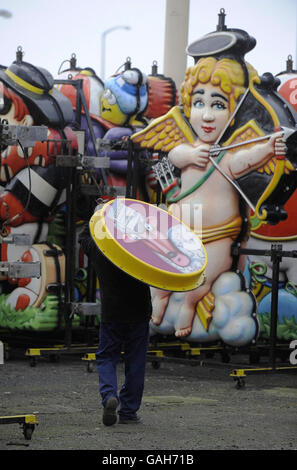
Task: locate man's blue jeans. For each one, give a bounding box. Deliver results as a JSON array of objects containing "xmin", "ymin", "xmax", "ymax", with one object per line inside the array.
[{"xmin": 96, "ymin": 321, "xmax": 150, "ymax": 419}]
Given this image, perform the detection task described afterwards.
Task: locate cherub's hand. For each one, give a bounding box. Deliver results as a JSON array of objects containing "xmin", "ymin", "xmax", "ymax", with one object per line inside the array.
[
  {"xmin": 191, "ymin": 143, "xmax": 211, "ymax": 168},
  {"xmin": 269, "ymin": 132, "xmax": 287, "ymax": 157}
]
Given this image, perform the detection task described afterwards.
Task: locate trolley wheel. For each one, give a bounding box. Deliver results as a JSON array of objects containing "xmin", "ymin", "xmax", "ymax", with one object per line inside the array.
[
  {"xmin": 23, "ymin": 423, "xmax": 35, "ymax": 440},
  {"xmin": 29, "ymin": 357, "xmax": 37, "ymax": 367},
  {"xmin": 205, "ymin": 352, "xmax": 215, "ymax": 359},
  {"xmin": 152, "ymin": 360, "xmax": 161, "ymax": 369},
  {"xmin": 221, "ymin": 351, "xmax": 230, "ymax": 363},
  {"xmin": 235, "ymin": 377, "xmax": 245, "ymax": 389},
  {"xmin": 49, "ymin": 354, "xmax": 60, "ymax": 363},
  {"xmin": 87, "ymin": 362, "xmax": 95, "ymax": 373}
]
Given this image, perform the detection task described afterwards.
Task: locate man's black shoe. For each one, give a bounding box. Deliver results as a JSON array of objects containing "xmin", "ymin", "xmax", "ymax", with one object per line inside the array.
[
  {"xmin": 103, "ymin": 397, "xmax": 118, "ymax": 426},
  {"xmin": 118, "ymin": 415, "xmax": 141, "ymax": 424}
]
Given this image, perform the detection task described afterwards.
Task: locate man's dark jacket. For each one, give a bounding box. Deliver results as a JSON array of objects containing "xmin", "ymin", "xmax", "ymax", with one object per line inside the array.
[{"xmin": 79, "ymin": 224, "xmax": 152, "ymax": 323}]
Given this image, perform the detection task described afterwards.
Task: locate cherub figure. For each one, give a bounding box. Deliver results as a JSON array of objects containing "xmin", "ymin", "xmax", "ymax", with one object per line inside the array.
[{"xmin": 132, "ymin": 56, "xmax": 287, "ymax": 341}]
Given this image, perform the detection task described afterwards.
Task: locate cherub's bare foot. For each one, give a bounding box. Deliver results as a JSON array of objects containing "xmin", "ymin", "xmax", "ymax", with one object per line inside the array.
[
  {"xmin": 175, "ymin": 326, "xmax": 192, "ymax": 337},
  {"xmin": 151, "ymin": 290, "xmax": 171, "ymax": 326},
  {"xmin": 174, "ymin": 301, "xmax": 196, "ymax": 337}
]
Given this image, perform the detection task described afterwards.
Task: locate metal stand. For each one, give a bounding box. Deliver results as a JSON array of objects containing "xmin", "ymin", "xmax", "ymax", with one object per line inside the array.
[
  {"xmin": 53, "ymin": 78, "xmax": 109, "ymax": 347},
  {"xmin": 1, "ymin": 338, "xmax": 38, "ymax": 439},
  {"xmin": 230, "ymin": 244, "xmax": 297, "ymax": 387},
  {"xmin": 0, "ymin": 414, "xmax": 38, "ymax": 440},
  {"xmin": 0, "ymin": 126, "xmax": 42, "ymax": 433},
  {"xmin": 53, "ymin": 78, "xmax": 132, "ymax": 348}
]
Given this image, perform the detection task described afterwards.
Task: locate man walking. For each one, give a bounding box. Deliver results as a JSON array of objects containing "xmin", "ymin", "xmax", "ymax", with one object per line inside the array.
[{"xmin": 79, "ymin": 222, "xmax": 152, "ymax": 425}]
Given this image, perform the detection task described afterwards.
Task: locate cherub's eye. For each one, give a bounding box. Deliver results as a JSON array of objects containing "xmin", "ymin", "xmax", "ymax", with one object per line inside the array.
[
  {"xmin": 212, "ymin": 101, "xmax": 227, "ymax": 110},
  {"xmin": 193, "ymin": 99, "xmax": 204, "ymax": 108}
]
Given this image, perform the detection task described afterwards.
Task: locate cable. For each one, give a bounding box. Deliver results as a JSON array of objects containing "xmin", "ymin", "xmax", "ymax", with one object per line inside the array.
[{"xmin": 57, "ymin": 59, "xmax": 71, "ymax": 75}]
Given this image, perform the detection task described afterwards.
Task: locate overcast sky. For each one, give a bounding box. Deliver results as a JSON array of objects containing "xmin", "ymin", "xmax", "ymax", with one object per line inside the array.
[{"xmin": 0, "ymin": 0, "xmax": 296, "ymax": 83}]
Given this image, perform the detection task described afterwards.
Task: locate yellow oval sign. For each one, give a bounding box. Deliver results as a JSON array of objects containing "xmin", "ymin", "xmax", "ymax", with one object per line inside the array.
[{"xmin": 90, "ymin": 198, "xmax": 207, "ymax": 291}]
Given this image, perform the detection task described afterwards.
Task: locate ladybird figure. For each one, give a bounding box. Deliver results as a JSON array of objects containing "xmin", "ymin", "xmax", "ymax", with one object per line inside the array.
[
  {"xmin": 0, "ymin": 50, "xmax": 79, "ymax": 330},
  {"xmin": 58, "ymin": 61, "xmax": 151, "ymax": 203},
  {"xmin": 58, "ymin": 57, "xmax": 179, "ymax": 208}
]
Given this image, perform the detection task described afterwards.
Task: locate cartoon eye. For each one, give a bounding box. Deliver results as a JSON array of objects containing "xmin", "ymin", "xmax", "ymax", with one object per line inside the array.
[
  {"xmin": 104, "ymin": 89, "xmax": 116, "ymax": 105},
  {"xmin": 193, "ymin": 99, "xmax": 204, "ymax": 108}
]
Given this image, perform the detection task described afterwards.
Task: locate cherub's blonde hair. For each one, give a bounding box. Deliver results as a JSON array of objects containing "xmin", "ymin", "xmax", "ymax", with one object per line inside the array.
[{"xmin": 181, "ymin": 57, "xmax": 260, "ymax": 118}]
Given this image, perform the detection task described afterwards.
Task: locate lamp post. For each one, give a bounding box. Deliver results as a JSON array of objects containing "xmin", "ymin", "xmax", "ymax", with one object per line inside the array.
[
  {"xmin": 100, "ymin": 25, "xmax": 131, "ymax": 80},
  {"xmin": 0, "ymin": 9, "xmax": 12, "ymax": 18}
]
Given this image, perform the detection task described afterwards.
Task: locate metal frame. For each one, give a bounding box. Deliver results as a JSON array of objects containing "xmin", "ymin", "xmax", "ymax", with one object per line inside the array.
[
  {"xmin": 53, "ymin": 78, "xmax": 140, "ymax": 347},
  {"xmin": 1, "ymin": 337, "xmax": 38, "ymax": 440},
  {"xmin": 230, "ymin": 244, "xmax": 297, "ymax": 387},
  {"xmin": 0, "ymin": 414, "xmax": 38, "ymax": 440},
  {"xmin": 53, "ymin": 78, "xmax": 107, "ymax": 347}
]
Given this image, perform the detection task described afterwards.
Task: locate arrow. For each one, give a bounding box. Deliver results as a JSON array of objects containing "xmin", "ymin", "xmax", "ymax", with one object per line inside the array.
[{"xmin": 210, "ymin": 126, "xmax": 296, "ymax": 155}]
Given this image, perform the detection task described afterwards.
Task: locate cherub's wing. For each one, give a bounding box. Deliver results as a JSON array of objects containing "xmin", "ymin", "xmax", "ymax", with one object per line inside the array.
[{"xmin": 131, "ymin": 106, "xmax": 195, "ymax": 153}]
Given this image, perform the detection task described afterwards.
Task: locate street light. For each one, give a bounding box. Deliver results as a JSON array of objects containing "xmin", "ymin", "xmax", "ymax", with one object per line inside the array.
[
  {"xmin": 0, "ymin": 9, "xmax": 12, "ymax": 18},
  {"xmin": 100, "ymin": 25, "xmax": 131, "ymax": 80}
]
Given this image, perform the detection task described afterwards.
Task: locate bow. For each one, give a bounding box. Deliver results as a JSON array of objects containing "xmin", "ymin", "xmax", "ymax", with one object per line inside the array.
[{"xmin": 207, "ymin": 75, "xmax": 296, "ymax": 230}]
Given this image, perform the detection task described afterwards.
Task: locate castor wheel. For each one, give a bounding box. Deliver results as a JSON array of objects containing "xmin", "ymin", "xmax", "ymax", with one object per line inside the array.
[
  {"xmin": 49, "ymin": 354, "xmax": 60, "ymax": 363},
  {"xmin": 23, "ymin": 423, "xmax": 35, "ymax": 440},
  {"xmin": 152, "ymin": 361, "xmax": 161, "ymax": 369},
  {"xmin": 30, "ymin": 357, "xmax": 37, "ymax": 367},
  {"xmin": 205, "ymin": 352, "xmax": 215, "ymax": 359},
  {"xmin": 87, "ymin": 361, "xmax": 95, "ymax": 373},
  {"xmin": 235, "ymin": 377, "xmax": 245, "ymax": 389},
  {"xmin": 221, "ymin": 351, "xmax": 230, "ymax": 363}
]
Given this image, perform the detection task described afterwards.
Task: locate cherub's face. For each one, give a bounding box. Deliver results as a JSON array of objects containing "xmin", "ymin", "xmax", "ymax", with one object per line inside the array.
[{"xmin": 190, "ymin": 82, "xmax": 230, "ymax": 143}]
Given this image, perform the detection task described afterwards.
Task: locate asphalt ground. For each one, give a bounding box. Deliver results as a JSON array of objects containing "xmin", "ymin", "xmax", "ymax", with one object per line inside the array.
[{"xmin": 0, "ymin": 340, "xmax": 296, "ymax": 465}]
